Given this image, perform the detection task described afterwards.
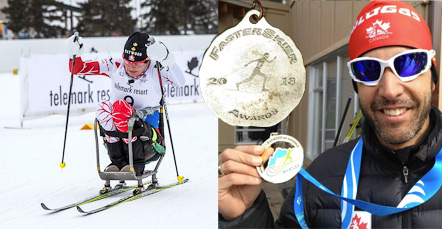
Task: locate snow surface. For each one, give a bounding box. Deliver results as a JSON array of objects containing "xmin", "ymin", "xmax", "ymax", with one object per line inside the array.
[{"xmin": 0, "ymin": 73, "xmax": 218, "ymax": 228}]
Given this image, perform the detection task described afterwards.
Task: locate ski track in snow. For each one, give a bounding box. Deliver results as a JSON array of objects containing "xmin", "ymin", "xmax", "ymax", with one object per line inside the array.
[{"xmin": 0, "ymin": 73, "xmax": 218, "ymax": 228}]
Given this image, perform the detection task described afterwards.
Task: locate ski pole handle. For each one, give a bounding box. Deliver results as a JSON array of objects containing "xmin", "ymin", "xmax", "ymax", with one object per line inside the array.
[{"xmin": 73, "ymin": 32, "xmax": 83, "ymax": 50}]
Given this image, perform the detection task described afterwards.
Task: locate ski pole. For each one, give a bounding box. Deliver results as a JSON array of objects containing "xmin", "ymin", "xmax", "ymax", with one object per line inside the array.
[
  {"xmin": 342, "ymin": 111, "xmax": 362, "ymax": 144},
  {"xmin": 60, "ymin": 32, "xmax": 81, "ymax": 169},
  {"xmin": 333, "ymin": 94, "xmax": 352, "ymax": 147},
  {"xmin": 156, "ymin": 61, "xmax": 184, "ymax": 182}
]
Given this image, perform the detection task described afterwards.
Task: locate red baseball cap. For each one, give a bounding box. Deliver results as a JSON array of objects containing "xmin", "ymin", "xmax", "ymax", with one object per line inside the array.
[{"xmin": 349, "ymin": 0, "xmax": 437, "ymax": 85}]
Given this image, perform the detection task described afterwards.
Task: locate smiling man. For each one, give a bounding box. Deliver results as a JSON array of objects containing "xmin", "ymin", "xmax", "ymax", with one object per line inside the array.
[
  {"xmin": 355, "ymin": 47, "xmax": 434, "ymax": 150},
  {"xmin": 218, "ymin": 0, "xmax": 442, "ymax": 227}
]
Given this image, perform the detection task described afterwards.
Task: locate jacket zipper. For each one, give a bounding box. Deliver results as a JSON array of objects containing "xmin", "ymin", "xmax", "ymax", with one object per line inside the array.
[
  {"xmin": 402, "ymin": 165, "xmax": 411, "ymax": 227},
  {"xmin": 402, "ymin": 166, "xmax": 409, "ymax": 184}
]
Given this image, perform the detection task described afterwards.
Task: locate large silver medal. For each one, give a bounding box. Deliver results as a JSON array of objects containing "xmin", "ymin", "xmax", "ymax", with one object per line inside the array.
[{"xmin": 200, "ymin": 9, "xmax": 306, "ymax": 127}]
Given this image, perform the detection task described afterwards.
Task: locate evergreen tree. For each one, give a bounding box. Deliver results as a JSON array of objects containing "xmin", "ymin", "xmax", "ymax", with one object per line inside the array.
[
  {"xmin": 1, "ymin": 0, "xmax": 65, "ymax": 38},
  {"xmin": 140, "ymin": 0, "xmax": 217, "ymax": 35},
  {"xmin": 184, "ymin": 0, "xmax": 217, "ymax": 34},
  {"xmin": 1, "ymin": 0, "xmax": 27, "ymax": 36},
  {"xmin": 77, "ymin": 0, "xmax": 136, "ymax": 37},
  {"xmin": 140, "ymin": 0, "xmax": 181, "ymax": 35}
]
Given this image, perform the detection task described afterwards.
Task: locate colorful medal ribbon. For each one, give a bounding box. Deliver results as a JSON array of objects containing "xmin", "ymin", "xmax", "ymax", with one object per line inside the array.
[{"xmin": 294, "ymin": 138, "xmax": 442, "ymax": 228}]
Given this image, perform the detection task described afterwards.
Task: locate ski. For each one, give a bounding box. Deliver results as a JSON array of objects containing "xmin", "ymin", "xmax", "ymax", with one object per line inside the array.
[
  {"xmin": 77, "ymin": 178, "xmax": 189, "ymax": 214},
  {"xmin": 41, "ymin": 180, "xmax": 152, "ymax": 212}
]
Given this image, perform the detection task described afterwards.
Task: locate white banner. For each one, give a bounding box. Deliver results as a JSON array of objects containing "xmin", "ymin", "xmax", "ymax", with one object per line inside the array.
[
  {"xmin": 166, "ymin": 51, "xmax": 203, "ymax": 102},
  {"xmin": 20, "ymin": 50, "xmax": 205, "ymax": 120}
]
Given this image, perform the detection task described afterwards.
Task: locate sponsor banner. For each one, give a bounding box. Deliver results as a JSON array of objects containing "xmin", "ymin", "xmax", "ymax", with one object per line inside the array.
[
  {"xmin": 166, "ymin": 51, "xmax": 203, "ymax": 102},
  {"xmin": 20, "ymin": 50, "xmax": 204, "ymax": 119}
]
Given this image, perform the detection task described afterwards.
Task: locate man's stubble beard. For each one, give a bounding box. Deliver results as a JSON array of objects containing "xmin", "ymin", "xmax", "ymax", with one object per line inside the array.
[{"xmin": 360, "ymin": 94, "xmax": 432, "ymax": 146}]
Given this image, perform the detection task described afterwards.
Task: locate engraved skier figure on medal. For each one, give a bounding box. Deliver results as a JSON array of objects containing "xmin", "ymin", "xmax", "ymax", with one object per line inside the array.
[{"xmin": 236, "ymin": 52, "xmax": 276, "ymax": 92}]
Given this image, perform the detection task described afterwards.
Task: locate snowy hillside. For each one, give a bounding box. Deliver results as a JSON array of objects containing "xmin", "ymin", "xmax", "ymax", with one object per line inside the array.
[{"xmin": 0, "ymin": 73, "xmax": 218, "ymax": 228}]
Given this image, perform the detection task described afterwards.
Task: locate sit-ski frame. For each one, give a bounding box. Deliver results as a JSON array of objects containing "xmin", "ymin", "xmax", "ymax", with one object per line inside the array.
[{"xmin": 93, "ymin": 118, "xmax": 165, "ymax": 190}]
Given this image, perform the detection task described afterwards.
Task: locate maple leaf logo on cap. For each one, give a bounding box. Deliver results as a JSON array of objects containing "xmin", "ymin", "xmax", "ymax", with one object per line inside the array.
[{"xmin": 365, "ymin": 20, "xmax": 392, "ymax": 39}]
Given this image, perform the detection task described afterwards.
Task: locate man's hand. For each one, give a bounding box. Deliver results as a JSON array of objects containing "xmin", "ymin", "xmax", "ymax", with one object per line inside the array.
[
  {"xmin": 65, "ymin": 33, "xmax": 84, "ymax": 59},
  {"xmin": 218, "ymin": 145, "xmax": 274, "ymax": 220}
]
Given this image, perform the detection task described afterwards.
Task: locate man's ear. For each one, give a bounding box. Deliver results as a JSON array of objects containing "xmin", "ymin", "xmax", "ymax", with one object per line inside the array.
[{"xmin": 432, "ymin": 82, "xmax": 436, "ymax": 92}]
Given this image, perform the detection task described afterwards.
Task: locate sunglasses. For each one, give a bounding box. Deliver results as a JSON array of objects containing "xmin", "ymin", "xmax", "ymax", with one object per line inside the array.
[
  {"xmin": 122, "ymin": 56, "xmax": 150, "ymax": 66},
  {"xmin": 348, "ymin": 49, "xmax": 435, "ymax": 86}
]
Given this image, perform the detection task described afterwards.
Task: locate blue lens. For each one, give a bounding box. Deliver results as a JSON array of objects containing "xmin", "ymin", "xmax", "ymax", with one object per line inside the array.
[
  {"xmin": 394, "ymin": 52, "xmax": 427, "ymax": 77},
  {"xmin": 351, "ymin": 60, "xmax": 381, "ymax": 82}
]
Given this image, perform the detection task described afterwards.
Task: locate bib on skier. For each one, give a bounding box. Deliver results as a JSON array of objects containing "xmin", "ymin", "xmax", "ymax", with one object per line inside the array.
[{"xmin": 199, "ymin": 9, "xmax": 306, "ymax": 127}]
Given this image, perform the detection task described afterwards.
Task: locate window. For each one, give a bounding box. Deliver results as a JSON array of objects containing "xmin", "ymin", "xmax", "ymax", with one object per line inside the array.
[
  {"xmin": 234, "ymin": 124, "xmax": 281, "ymax": 145},
  {"xmin": 307, "ymin": 46, "xmax": 360, "ymax": 160}
]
